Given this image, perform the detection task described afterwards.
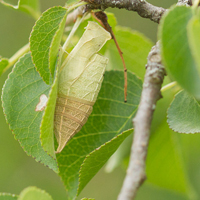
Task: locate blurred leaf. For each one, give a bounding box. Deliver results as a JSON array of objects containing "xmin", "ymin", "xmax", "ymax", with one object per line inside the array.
[
  {"xmin": 107, "ymin": 12, "xmax": 117, "ymax": 30},
  {"xmin": 30, "ymin": 6, "xmax": 67, "ymax": 84},
  {"xmin": 159, "ymin": 6, "xmax": 200, "ymax": 100},
  {"xmin": 136, "ymin": 182, "xmax": 188, "ymax": 200},
  {"xmin": 2, "ymin": 53, "xmax": 58, "ymax": 172},
  {"xmin": 177, "ymin": 130, "xmax": 200, "ymax": 200},
  {"xmin": 0, "ymin": 58, "xmax": 9, "ymax": 76},
  {"xmin": 187, "ymin": 10, "xmax": 200, "ymax": 75},
  {"xmin": 105, "ymin": 133, "xmax": 132, "ymax": 173},
  {"xmin": 105, "ymin": 26, "xmax": 153, "ymax": 79},
  {"xmin": 0, "ymin": 0, "xmax": 40, "ymax": 19},
  {"xmin": 78, "ymin": 129, "xmax": 132, "ymax": 195},
  {"xmin": 18, "ymin": 186, "xmax": 53, "ymax": 200},
  {"xmin": 146, "ymin": 119, "xmax": 194, "ymax": 197},
  {"xmin": 0, "ymin": 193, "xmax": 17, "ymax": 200},
  {"xmin": 56, "ymin": 71, "xmax": 142, "ymax": 199},
  {"xmin": 167, "ymin": 90, "xmax": 200, "ymax": 133}
]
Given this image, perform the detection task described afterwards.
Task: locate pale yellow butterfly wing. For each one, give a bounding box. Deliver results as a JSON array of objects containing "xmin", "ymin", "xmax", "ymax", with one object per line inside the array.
[{"xmin": 54, "ymin": 21, "xmax": 111, "ymax": 153}]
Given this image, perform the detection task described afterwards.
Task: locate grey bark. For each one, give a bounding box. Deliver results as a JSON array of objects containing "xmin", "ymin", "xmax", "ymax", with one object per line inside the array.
[{"xmin": 117, "ymin": 42, "xmax": 166, "ymax": 200}]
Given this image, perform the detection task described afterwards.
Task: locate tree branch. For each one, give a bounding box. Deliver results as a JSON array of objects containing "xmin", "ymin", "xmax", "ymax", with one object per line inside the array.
[
  {"xmin": 84, "ymin": 0, "xmax": 166, "ymax": 23},
  {"xmin": 66, "ymin": 0, "xmax": 192, "ymax": 25},
  {"xmin": 66, "ymin": 0, "xmax": 166, "ymax": 24},
  {"xmin": 177, "ymin": 0, "xmax": 192, "ymax": 6},
  {"xmin": 117, "ymin": 42, "xmax": 166, "ymax": 200}
]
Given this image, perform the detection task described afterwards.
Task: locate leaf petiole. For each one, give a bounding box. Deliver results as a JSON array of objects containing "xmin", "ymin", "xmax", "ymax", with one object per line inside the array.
[
  {"xmin": 161, "ymin": 81, "xmax": 177, "ymax": 92},
  {"xmin": 60, "ymin": 13, "xmax": 87, "ymax": 71},
  {"xmin": 62, "ymin": 1, "xmax": 88, "ymax": 51},
  {"xmin": 62, "ymin": 14, "xmax": 85, "ymax": 51},
  {"xmin": 2, "ymin": 43, "xmax": 29, "ymax": 75}
]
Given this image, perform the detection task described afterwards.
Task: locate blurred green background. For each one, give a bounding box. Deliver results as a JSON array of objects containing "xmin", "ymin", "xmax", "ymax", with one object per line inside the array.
[{"xmin": 2, "ymin": 0, "xmax": 200, "ymax": 200}]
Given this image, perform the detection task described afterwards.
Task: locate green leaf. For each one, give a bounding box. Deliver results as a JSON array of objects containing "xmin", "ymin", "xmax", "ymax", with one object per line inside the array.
[
  {"xmin": 56, "ymin": 71, "xmax": 142, "ymax": 199},
  {"xmin": 30, "ymin": 6, "xmax": 67, "ymax": 84},
  {"xmin": 187, "ymin": 10, "xmax": 200, "ymax": 76},
  {"xmin": 0, "ymin": 58, "xmax": 9, "ymax": 76},
  {"xmin": 0, "ymin": 193, "xmax": 17, "ymax": 200},
  {"xmin": 78, "ymin": 129, "xmax": 132, "ymax": 195},
  {"xmin": 40, "ymin": 50, "xmax": 62, "ymax": 159},
  {"xmin": 18, "ymin": 186, "xmax": 53, "ymax": 200},
  {"xmin": 146, "ymin": 119, "xmax": 194, "ymax": 196},
  {"xmin": 105, "ymin": 26, "xmax": 153, "ymax": 79},
  {"xmin": 167, "ymin": 90, "xmax": 200, "ymax": 133},
  {"xmin": 159, "ymin": 6, "xmax": 200, "ymax": 100},
  {"xmin": 2, "ymin": 53, "xmax": 58, "ymax": 172},
  {"xmin": 0, "ymin": 0, "xmax": 40, "ymax": 20}
]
